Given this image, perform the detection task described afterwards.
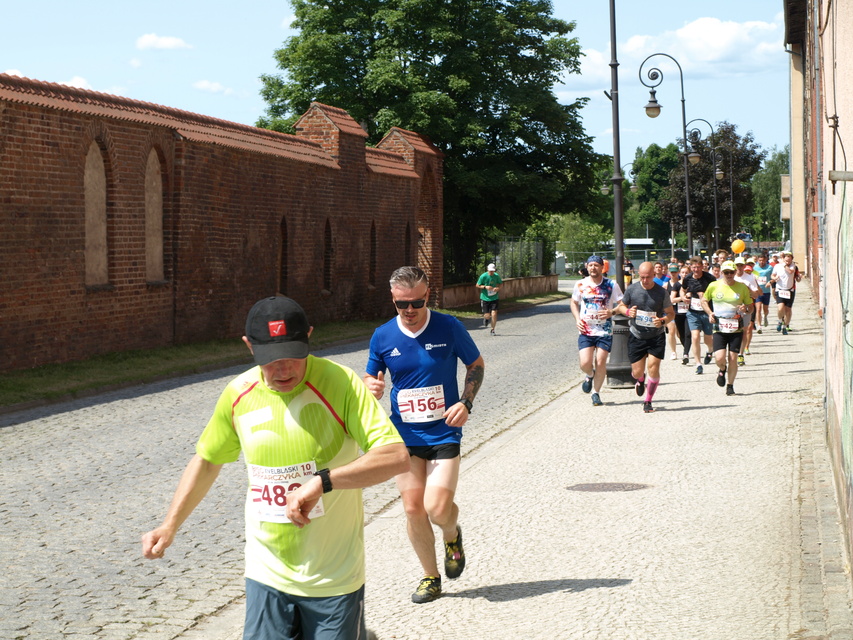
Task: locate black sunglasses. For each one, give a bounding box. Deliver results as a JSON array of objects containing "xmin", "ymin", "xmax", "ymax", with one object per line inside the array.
[{"xmin": 394, "ymin": 299, "xmax": 427, "ymax": 309}]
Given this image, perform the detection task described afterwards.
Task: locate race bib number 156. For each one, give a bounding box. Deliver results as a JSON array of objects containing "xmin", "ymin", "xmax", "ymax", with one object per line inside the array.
[{"xmin": 398, "ymin": 385, "xmax": 446, "ymax": 423}]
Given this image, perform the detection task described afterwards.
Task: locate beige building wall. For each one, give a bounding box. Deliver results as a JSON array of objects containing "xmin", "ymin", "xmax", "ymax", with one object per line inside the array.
[{"xmin": 788, "ymin": 45, "xmax": 807, "ymax": 271}]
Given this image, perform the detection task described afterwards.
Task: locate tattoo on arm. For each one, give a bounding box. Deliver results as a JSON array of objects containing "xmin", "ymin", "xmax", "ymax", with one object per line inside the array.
[{"xmin": 463, "ymin": 364, "xmax": 484, "ymax": 401}]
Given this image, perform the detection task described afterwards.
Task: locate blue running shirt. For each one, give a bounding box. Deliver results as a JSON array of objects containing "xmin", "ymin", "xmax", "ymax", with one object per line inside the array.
[{"xmin": 366, "ymin": 310, "xmax": 481, "ymax": 446}]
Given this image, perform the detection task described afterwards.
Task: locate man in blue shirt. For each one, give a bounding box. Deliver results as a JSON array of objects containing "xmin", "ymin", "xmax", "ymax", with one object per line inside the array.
[{"xmin": 364, "ymin": 266, "xmax": 485, "ymax": 604}]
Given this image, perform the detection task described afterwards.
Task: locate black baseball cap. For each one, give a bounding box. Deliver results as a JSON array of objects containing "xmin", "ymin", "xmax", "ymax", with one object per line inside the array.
[{"xmin": 245, "ymin": 296, "xmax": 310, "ymax": 365}]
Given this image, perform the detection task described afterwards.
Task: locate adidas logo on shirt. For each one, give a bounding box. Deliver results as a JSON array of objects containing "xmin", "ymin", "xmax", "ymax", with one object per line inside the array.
[{"xmin": 389, "ymin": 347, "xmax": 402, "ymax": 357}]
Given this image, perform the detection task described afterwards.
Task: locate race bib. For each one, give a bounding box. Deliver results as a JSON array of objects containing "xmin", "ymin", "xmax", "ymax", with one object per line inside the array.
[
  {"xmin": 677, "ymin": 301, "xmax": 689, "ymax": 314},
  {"xmin": 777, "ymin": 288, "xmax": 791, "ymax": 300},
  {"xmin": 717, "ymin": 316, "xmax": 741, "ymax": 333},
  {"xmin": 583, "ymin": 309, "xmax": 605, "ymax": 325},
  {"xmin": 689, "ymin": 296, "xmax": 704, "ymax": 311},
  {"xmin": 757, "ymin": 276, "xmax": 768, "ymax": 286},
  {"xmin": 634, "ymin": 310, "xmax": 657, "ymax": 328},
  {"xmin": 398, "ymin": 385, "xmax": 446, "ymax": 423},
  {"xmin": 249, "ymin": 461, "xmax": 325, "ymax": 524},
  {"xmin": 487, "ymin": 287, "xmax": 497, "ymax": 296}
]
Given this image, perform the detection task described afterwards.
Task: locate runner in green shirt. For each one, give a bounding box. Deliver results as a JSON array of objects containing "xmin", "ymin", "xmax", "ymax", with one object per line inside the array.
[
  {"xmin": 701, "ymin": 261, "xmax": 755, "ymax": 396},
  {"xmin": 476, "ymin": 263, "xmax": 503, "ymax": 335},
  {"xmin": 142, "ymin": 296, "xmax": 408, "ymax": 639}
]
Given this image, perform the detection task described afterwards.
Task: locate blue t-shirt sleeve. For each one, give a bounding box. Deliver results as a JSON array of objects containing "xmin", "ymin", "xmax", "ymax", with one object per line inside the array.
[
  {"xmin": 451, "ymin": 317, "xmax": 481, "ymax": 365},
  {"xmin": 365, "ymin": 331, "xmax": 386, "ymax": 377}
]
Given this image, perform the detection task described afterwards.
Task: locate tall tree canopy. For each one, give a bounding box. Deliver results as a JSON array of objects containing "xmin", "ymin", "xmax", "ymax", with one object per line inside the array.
[
  {"xmin": 656, "ymin": 122, "xmax": 765, "ymax": 249},
  {"xmin": 747, "ymin": 145, "xmax": 789, "ymax": 244},
  {"xmin": 629, "ymin": 143, "xmax": 680, "ymax": 244},
  {"xmin": 258, "ymin": 0, "xmax": 601, "ymax": 281}
]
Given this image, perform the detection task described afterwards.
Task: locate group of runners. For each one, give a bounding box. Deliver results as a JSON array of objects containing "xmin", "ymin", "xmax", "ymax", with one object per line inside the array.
[
  {"xmin": 140, "ymin": 252, "xmax": 802, "ymax": 638},
  {"xmin": 571, "ymin": 250, "xmax": 801, "ymax": 412}
]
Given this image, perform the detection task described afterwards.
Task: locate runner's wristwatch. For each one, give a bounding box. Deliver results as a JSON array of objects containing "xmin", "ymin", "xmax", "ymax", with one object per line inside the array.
[
  {"xmin": 460, "ymin": 398, "xmax": 473, "ymax": 413},
  {"xmin": 315, "ymin": 468, "xmax": 333, "ymax": 493}
]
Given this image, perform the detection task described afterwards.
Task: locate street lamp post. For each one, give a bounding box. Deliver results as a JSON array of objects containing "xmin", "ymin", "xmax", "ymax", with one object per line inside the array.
[
  {"xmin": 639, "ymin": 53, "xmax": 695, "ymax": 256},
  {"xmin": 606, "ymin": 0, "xmax": 634, "ymax": 388},
  {"xmin": 687, "ymin": 118, "xmax": 720, "ymax": 251}
]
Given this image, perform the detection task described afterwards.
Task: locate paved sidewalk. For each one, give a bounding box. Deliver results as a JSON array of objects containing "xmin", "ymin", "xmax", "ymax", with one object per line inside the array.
[{"xmin": 189, "ymin": 280, "xmax": 853, "ymax": 639}]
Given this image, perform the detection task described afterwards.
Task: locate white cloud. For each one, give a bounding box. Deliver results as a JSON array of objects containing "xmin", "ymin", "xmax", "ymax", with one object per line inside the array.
[
  {"xmin": 4, "ymin": 69, "xmax": 23, "ymax": 77},
  {"xmin": 136, "ymin": 33, "xmax": 192, "ymax": 50},
  {"xmin": 62, "ymin": 76, "xmax": 93, "ymax": 90},
  {"xmin": 129, "ymin": 58, "xmax": 142, "ymax": 69},
  {"xmin": 281, "ymin": 14, "xmax": 296, "ymax": 29},
  {"xmin": 192, "ymin": 80, "xmax": 234, "ymax": 95},
  {"xmin": 628, "ymin": 16, "xmax": 784, "ymax": 78}
]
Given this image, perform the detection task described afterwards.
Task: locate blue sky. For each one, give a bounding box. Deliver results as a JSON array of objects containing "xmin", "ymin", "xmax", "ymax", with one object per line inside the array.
[{"xmin": 2, "ymin": 1, "xmax": 789, "ymax": 159}]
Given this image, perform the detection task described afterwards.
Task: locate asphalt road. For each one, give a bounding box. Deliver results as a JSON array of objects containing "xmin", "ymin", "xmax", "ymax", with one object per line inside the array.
[{"xmin": 0, "ymin": 286, "xmax": 578, "ymax": 640}]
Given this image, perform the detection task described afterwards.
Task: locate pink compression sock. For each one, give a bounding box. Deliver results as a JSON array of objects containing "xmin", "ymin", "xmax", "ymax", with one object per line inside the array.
[{"xmin": 644, "ymin": 378, "xmax": 660, "ymax": 402}]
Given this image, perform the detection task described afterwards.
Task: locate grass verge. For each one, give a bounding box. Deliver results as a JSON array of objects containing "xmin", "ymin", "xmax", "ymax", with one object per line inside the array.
[{"xmin": 0, "ymin": 291, "xmax": 569, "ymax": 411}]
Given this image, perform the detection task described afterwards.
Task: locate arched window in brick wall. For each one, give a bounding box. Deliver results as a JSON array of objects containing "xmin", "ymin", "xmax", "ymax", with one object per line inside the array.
[
  {"xmin": 278, "ymin": 217, "xmax": 288, "ymax": 295},
  {"xmin": 323, "ymin": 219, "xmax": 333, "ymax": 292},
  {"xmin": 369, "ymin": 221, "xmax": 377, "ymax": 287},
  {"xmin": 144, "ymin": 148, "xmax": 165, "ymax": 282},
  {"xmin": 84, "ymin": 140, "xmax": 109, "ymax": 286},
  {"xmin": 404, "ymin": 221, "xmax": 412, "ymax": 266}
]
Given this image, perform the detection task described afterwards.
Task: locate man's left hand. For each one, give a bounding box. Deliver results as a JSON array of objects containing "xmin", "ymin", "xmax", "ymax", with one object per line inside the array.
[
  {"xmin": 285, "ymin": 477, "xmax": 323, "ymax": 528},
  {"xmin": 443, "ymin": 402, "xmax": 470, "ymax": 428}
]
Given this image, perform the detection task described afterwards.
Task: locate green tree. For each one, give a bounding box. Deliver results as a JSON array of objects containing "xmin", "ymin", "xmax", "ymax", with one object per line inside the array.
[
  {"xmin": 557, "ymin": 213, "xmax": 611, "ymax": 257},
  {"xmin": 658, "ymin": 122, "xmax": 765, "ymax": 249},
  {"xmin": 259, "ymin": 0, "xmax": 601, "ymax": 282},
  {"xmin": 747, "ymin": 145, "xmax": 789, "ymax": 245},
  {"xmin": 629, "ymin": 143, "xmax": 680, "ymax": 244}
]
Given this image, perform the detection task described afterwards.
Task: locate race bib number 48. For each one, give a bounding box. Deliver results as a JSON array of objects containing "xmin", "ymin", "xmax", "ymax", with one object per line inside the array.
[
  {"xmin": 249, "ymin": 461, "xmax": 325, "ymax": 524},
  {"xmin": 398, "ymin": 385, "xmax": 446, "ymax": 423}
]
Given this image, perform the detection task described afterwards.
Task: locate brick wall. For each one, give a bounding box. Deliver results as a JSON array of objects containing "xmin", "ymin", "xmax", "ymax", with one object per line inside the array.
[{"xmin": 0, "ymin": 76, "xmax": 443, "ymax": 371}]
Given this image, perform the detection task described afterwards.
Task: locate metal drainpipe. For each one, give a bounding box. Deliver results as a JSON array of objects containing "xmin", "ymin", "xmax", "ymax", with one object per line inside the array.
[{"xmin": 812, "ymin": 0, "xmax": 828, "ymax": 421}]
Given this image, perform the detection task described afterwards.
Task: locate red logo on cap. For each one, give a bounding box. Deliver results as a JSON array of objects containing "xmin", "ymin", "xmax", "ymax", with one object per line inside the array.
[{"xmin": 268, "ymin": 320, "xmax": 286, "ymax": 337}]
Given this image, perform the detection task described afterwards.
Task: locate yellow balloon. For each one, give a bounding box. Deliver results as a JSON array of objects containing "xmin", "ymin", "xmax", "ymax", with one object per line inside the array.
[{"xmin": 731, "ymin": 239, "xmax": 745, "ymax": 254}]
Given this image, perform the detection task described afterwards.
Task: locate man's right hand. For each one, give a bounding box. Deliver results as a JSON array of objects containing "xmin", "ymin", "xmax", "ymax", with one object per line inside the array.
[
  {"xmin": 364, "ymin": 371, "xmax": 385, "ymax": 399},
  {"xmin": 142, "ymin": 527, "xmax": 174, "ymax": 559}
]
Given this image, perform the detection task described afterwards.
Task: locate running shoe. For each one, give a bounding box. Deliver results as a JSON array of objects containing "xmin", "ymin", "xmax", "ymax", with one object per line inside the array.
[
  {"xmin": 786, "ymin": 326, "xmax": 794, "ymax": 332},
  {"xmin": 635, "ymin": 378, "xmax": 646, "ymax": 396},
  {"xmin": 744, "ymin": 348, "xmax": 751, "ymax": 355},
  {"xmin": 737, "ymin": 354, "xmax": 745, "ymax": 366},
  {"xmin": 716, "ymin": 369, "xmax": 726, "ymax": 387},
  {"xmin": 670, "ymin": 352, "xmax": 677, "ymax": 360},
  {"xmin": 782, "ymin": 327, "xmax": 788, "ymax": 336},
  {"xmin": 483, "ymin": 317, "xmax": 489, "ymax": 328},
  {"xmin": 763, "ymin": 317, "xmax": 769, "ymax": 327},
  {"xmin": 591, "ymin": 392, "xmax": 603, "ymax": 406},
  {"xmin": 682, "ymin": 355, "xmax": 689, "ymax": 365},
  {"xmin": 582, "ymin": 376, "xmax": 593, "ymax": 394},
  {"xmin": 726, "ymin": 384, "xmax": 735, "ymax": 396},
  {"xmin": 490, "ymin": 329, "xmax": 496, "ymax": 336},
  {"xmin": 757, "ymin": 327, "xmax": 762, "ymax": 334},
  {"xmin": 777, "ymin": 322, "xmax": 783, "ymax": 332},
  {"xmin": 444, "ymin": 527, "xmax": 465, "ymax": 579},
  {"xmin": 704, "ymin": 353, "xmax": 712, "ymax": 365},
  {"xmin": 411, "ymin": 576, "xmax": 442, "ymax": 603},
  {"xmin": 643, "ymin": 401, "xmax": 655, "ymax": 413},
  {"xmin": 696, "ymin": 365, "xmax": 703, "ymax": 375}
]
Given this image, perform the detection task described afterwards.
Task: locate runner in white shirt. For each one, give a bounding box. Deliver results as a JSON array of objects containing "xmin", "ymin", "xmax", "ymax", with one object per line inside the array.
[
  {"xmin": 771, "ymin": 251, "xmax": 802, "ymax": 335},
  {"xmin": 570, "ymin": 255, "xmax": 623, "ymax": 407},
  {"xmin": 733, "ymin": 257, "xmax": 761, "ymax": 364}
]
